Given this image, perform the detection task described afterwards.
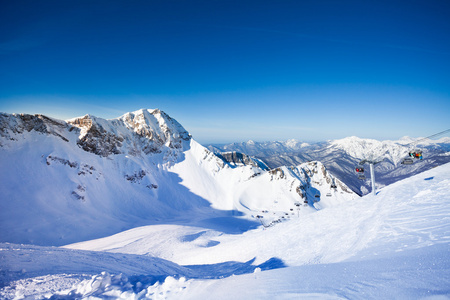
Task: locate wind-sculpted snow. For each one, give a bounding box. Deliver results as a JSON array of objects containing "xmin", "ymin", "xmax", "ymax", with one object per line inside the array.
[{"xmin": 0, "ymin": 242, "xmax": 285, "ymax": 299}]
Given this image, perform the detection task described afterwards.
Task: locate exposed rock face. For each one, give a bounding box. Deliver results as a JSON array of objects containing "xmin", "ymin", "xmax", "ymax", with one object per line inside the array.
[
  {"xmin": 119, "ymin": 109, "xmax": 191, "ymax": 155},
  {"xmin": 299, "ymin": 161, "xmax": 353, "ymax": 194},
  {"xmin": 69, "ymin": 115, "xmax": 124, "ymax": 156},
  {"xmin": 0, "ymin": 113, "xmax": 70, "ymax": 144},
  {"xmin": 1, "ymin": 109, "xmax": 192, "ymax": 158},
  {"xmin": 67, "ymin": 109, "xmax": 191, "ymax": 157},
  {"xmin": 216, "ymin": 151, "xmax": 269, "ymax": 170},
  {"xmin": 269, "ymin": 167, "xmax": 285, "ymax": 180}
]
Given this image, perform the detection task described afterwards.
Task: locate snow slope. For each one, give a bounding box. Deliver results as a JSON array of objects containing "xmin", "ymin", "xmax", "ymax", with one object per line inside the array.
[
  {"xmin": 67, "ymin": 162, "xmax": 450, "ymax": 267},
  {"xmin": 1, "ymin": 163, "xmax": 449, "ymax": 299},
  {"xmin": 0, "ymin": 110, "xmax": 209, "ymax": 245}
]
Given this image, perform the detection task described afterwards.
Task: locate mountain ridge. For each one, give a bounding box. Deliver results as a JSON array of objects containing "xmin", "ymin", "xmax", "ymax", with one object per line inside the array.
[
  {"xmin": 209, "ymin": 136, "xmax": 450, "ymax": 195},
  {"xmin": 0, "ymin": 109, "xmax": 355, "ymax": 246}
]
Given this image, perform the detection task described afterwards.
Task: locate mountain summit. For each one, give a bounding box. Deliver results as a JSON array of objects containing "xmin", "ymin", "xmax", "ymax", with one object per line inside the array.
[{"xmin": 67, "ymin": 108, "xmax": 191, "ymax": 157}]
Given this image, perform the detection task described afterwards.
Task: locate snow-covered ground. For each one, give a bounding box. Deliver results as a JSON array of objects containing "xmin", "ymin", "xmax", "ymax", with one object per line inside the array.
[{"xmin": 2, "ymin": 163, "xmax": 449, "ymax": 299}]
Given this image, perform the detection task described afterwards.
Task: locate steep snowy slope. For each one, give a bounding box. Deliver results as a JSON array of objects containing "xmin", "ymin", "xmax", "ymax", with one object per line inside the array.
[
  {"xmin": 0, "ymin": 109, "xmax": 207, "ymax": 246},
  {"xmin": 169, "ymin": 141, "xmax": 354, "ymax": 216},
  {"xmin": 2, "ymin": 163, "xmax": 449, "ymax": 299},
  {"xmin": 210, "ymin": 136, "xmax": 450, "ymax": 195},
  {"xmin": 0, "ymin": 109, "xmax": 355, "ymax": 246}
]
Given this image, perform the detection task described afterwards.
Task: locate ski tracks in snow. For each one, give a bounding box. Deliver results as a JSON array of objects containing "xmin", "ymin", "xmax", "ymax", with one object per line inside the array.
[{"xmin": 353, "ymin": 168, "xmax": 450, "ymax": 259}]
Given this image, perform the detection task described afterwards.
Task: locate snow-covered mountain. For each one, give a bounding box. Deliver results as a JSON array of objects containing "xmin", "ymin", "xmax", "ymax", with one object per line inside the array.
[
  {"xmin": 0, "ymin": 109, "xmax": 355, "ymax": 246},
  {"xmin": 209, "ymin": 136, "xmax": 450, "ymax": 195},
  {"xmin": 208, "ymin": 139, "xmax": 316, "ymax": 157}
]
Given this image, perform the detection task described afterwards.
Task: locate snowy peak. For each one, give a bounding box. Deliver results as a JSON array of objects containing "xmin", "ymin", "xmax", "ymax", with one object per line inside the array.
[
  {"xmin": 230, "ymin": 160, "xmax": 356, "ymax": 220},
  {"xmin": 1, "ymin": 109, "xmax": 192, "ymax": 157},
  {"xmin": 66, "ymin": 109, "xmax": 191, "ymax": 157},
  {"xmin": 329, "ymin": 136, "xmax": 405, "ymax": 161},
  {"xmin": 329, "ymin": 135, "xmax": 450, "ymax": 161},
  {"xmin": 120, "ymin": 108, "xmax": 191, "ymax": 147},
  {"xmin": 285, "ymin": 139, "xmax": 309, "ymax": 149}
]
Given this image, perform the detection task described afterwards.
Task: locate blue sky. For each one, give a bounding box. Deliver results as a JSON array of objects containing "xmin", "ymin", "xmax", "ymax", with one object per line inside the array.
[{"xmin": 1, "ymin": 0, "xmax": 449, "ymax": 144}]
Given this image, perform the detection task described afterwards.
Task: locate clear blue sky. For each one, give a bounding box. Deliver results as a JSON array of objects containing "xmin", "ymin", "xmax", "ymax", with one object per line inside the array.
[{"xmin": 1, "ymin": 0, "xmax": 449, "ymax": 144}]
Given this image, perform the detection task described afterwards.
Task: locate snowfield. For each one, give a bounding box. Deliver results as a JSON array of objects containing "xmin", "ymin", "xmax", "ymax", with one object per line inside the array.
[
  {"xmin": 1, "ymin": 110, "xmax": 449, "ymax": 299},
  {"xmin": 1, "ymin": 163, "xmax": 450, "ymax": 299}
]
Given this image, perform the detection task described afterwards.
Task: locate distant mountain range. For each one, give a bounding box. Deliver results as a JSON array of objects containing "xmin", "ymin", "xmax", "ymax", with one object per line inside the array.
[{"xmin": 208, "ymin": 136, "xmax": 450, "ymax": 195}]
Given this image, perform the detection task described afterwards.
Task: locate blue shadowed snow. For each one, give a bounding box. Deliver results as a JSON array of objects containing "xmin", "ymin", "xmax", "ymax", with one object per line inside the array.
[
  {"xmin": 424, "ymin": 177, "xmax": 434, "ymax": 180},
  {"xmin": 193, "ymin": 216, "xmax": 259, "ymax": 234},
  {"xmin": 185, "ymin": 257, "xmax": 286, "ymax": 279},
  {"xmin": 0, "ymin": 242, "xmax": 285, "ymax": 290},
  {"xmin": 180, "ymin": 231, "xmax": 208, "ymax": 242}
]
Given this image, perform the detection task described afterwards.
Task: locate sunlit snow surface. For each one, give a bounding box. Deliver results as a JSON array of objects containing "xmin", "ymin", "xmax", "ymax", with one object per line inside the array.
[
  {"xmin": 0, "ymin": 111, "xmax": 354, "ymax": 247},
  {"xmin": 1, "ymin": 163, "xmax": 450, "ymax": 299}
]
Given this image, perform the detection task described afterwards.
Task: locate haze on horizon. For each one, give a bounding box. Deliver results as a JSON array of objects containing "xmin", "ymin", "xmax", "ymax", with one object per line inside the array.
[{"xmin": 1, "ymin": 0, "xmax": 449, "ymax": 144}]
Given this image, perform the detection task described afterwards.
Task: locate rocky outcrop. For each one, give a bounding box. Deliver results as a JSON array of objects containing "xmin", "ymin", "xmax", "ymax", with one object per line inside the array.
[
  {"xmin": 69, "ymin": 115, "xmax": 124, "ymax": 157},
  {"xmin": 0, "ymin": 113, "xmax": 70, "ymax": 144},
  {"xmin": 67, "ymin": 109, "xmax": 192, "ymax": 157},
  {"xmin": 295, "ymin": 161, "xmax": 354, "ymax": 195},
  {"xmin": 216, "ymin": 151, "xmax": 269, "ymax": 170},
  {"xmin": 120, "ymin": 109, "xmax": 191, "ymax": 155},
  {"xmin": 269, "ymin": 167, "xmax": 285, "ymax": 180}
]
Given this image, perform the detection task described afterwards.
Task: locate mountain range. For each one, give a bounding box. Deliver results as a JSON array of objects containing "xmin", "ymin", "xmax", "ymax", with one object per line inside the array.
[{"xmin": 208, "ymin": 136, "xmax": 450, "ymax": 195}]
